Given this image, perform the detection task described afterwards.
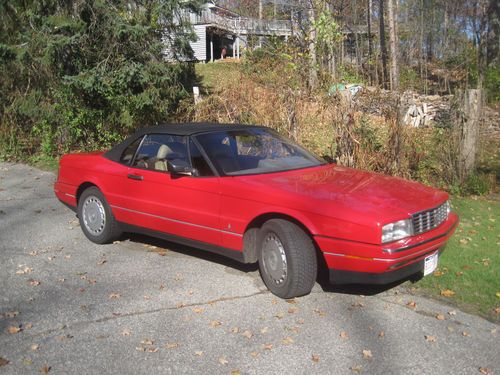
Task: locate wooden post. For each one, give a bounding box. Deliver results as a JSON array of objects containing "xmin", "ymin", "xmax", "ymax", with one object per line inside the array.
[
  {"xmin": 460, "ymin": 89, "xmax": 483, "ymax": 180},
  {"xmin": 210, "ymin": 33, "xmax": 214, "ymax": 62},
  {"xmin": 236, "ymin": 36, "xmax": 240, "ymax": 59}
]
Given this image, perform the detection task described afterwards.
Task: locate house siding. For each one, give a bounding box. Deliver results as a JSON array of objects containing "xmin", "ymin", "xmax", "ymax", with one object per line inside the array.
[{"xmin": 191, "ymin": 25, "xmax": 207, "ymax": 61}]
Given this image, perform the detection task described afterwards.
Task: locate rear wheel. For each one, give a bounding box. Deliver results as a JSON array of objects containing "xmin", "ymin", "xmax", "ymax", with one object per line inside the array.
[
  {"xmin": 258, "ymin": 219, "xmax": 317, "ymax": 299},
  {"xmin": 78, "ymin": 187, "xmax": 121, "ymax": 244}
]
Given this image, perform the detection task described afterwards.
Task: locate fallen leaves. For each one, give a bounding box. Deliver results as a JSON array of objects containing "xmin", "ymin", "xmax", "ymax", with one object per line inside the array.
[
  {"xmin": 436, "ymin": 314, "xmax": 445, "ymax": 321},
  {"xmin": 192, "ymin": 307, "xmax": 204, "ymax": 314},
  {"xmin": 1, "ymin": 311, "xmax": 19, "ymax": 319},
  {"xmin": 7, "ymin": 325, "xmax": 21, "ymax": 334},
  {"xmin": 0, "ymin": 357, "xmax": 9, "ymax": 366},
  {"xmin": 313, "ymin": 308, "xmax": 326, "ymax": 317},
  {"xmin": 462, "ymin": 331, "xmax": 471, "ymax": 337},
  {"xmin": 440, "ymin": 289, "xmax": 456, "ymax": 297},
  {"xmin": 496, "ymin": 292, "xmax": 500, "ymax": 298},
  {"xmin": 260, "ymin": 327, "xmax": 269, "ymax": 334},
  {"xmin": 136, "ymin": 339, "xmax": 158, "ymax": 353},
  {"xmin": 121, "ymin": 329, "xmax": 131, "ymax": 336},
  {"xmin": 56, "ymin": 334, "xmax": 73, "ymax": 341},
  {"xmin": 425, "ymin": 335, "xmax": 437, "ymax": 343},
  {"xmin": 241, "ymin": 330, "xmax": 253, "ymax": 339},
  {"xmin": 31, "ymin": 344, "xmax": 39, "ymax": 351},
  {"xmin": 350, "ymin": 365, "xmax": 363, "ymax": 372},
  {"xmin": 479, "ymin": 367, "xmax": 493, "ymax": 375},
  {"xmin": 165, "ymin": 342, "xmax": 179, "ymax": 349},
  {"xmin": 340, "ymin": 331, "xmax": 349, "ymax": 340},
  {"xmin": 378, "ymin": 331, "xmax": 385, "ymax": 338},
  {"xmin": 28, "ymin": 279, "xmax": 41, "ymax": 286},
  {"xmin": 194, "ymin": 351, "xmax": 203, "ymax": 356},
  {"xmin": 210, "ymin": 320, "xmax": 222, "ymax": 328},
  {"xmin": 406, "ymin": 301, "xmax": 417, "ymax": 309},
  {"xmin": 493, "ymin": 307, "xmax": 500, "ymax": 314},
  {"xmin": 40, "ymin": 365, "xmax": 51, "ymax": 374},
  {"xmin": 16, "ymin": 266, "xmax": 33, "ymax": 275},
  {"xmin": 218, "ymin": 357, "xmax": 228, "ymax": 365},
  {"xmin": 263, "ymin": 343, "xmax": 273, "ymax": 350},
  {"xmin": 109, "ymin": 293, "xmax": 121, "ymax": 299},
  {"xmin": 362, "ymin": 349, "xmax": 373, "ymax": 359},
  {"xmin": 274, "ymin": 312, "xmax": 285, "ymax": 319},
  {"xmin": 311, "ymin": 354, "xmax": 320, "ymax": 363},
  {"xmin": 282, "ymin": 337, "xmax": 294, "ymax": 345}
]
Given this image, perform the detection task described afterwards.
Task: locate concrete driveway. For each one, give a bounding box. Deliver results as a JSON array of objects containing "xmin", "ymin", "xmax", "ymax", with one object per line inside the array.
[{"xmin": 0, "ymin": 162, "xmax": 498, "ymax": 375}]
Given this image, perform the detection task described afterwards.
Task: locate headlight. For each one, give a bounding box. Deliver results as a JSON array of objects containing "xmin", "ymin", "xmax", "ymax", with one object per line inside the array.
[
  {"xmin": 382, "ymin": 219, "xmax": 413, "ymax": 243},
  {"xmin": 445, "ymin": 200, "xmax": 451, "ymax": 215}
]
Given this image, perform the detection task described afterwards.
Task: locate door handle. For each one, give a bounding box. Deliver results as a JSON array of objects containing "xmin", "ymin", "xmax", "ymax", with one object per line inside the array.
[{"xmin": 127, "ymin": 174, "xmax": 143, "ymax": 181}]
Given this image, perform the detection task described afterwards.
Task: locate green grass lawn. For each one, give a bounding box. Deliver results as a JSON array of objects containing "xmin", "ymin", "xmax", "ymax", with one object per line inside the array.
[
  {"xmin": 195, "ymin": 62, "xmax": 241, "ymax": 94},
  {"xmin": 414, "ymin": 196, "xmax": 500, "ymax": 321}
]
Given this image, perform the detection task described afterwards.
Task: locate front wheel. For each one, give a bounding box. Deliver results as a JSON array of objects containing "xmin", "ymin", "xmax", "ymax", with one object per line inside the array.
[
  {"xmin": 258, "ymin": 219, "xmax": 317, "ymax": 299},
  {"xmin": 77, "ymin": 186, "xmax": 121, "ymax": 244}
]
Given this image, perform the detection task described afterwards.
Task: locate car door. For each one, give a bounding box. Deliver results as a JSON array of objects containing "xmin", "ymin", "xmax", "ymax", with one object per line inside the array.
[{"xmin": 112, "ymin": 133, "xmax": 222, "ymax": 247}]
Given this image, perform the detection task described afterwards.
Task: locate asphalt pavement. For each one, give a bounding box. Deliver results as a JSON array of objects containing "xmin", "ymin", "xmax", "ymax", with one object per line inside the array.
[{"xmin": 0, "ymin": 162, "xmax": 498, "ymax": 375}]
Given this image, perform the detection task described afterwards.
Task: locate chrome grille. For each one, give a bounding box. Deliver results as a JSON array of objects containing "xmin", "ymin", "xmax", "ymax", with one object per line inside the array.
[{"xmin": 412, "ymin": 202, "xmax": 449, "ymax": 235}]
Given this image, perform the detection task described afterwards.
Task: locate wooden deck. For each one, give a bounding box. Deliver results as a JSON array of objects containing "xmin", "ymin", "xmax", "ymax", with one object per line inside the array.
[{"xmin": 183, "ymin": 10, "xmax": 293, "ymax": 36}]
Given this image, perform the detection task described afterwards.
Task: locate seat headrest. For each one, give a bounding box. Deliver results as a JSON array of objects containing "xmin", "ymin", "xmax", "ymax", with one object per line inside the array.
[{"xmin": 157, "ymin": 144, "xmax": 172, "ymax": 159}]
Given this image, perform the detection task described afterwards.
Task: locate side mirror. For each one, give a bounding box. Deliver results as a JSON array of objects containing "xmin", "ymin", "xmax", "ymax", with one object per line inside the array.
[{"xmin": 167, "ymin": 159, "xmax": 196, "ymax": 176}]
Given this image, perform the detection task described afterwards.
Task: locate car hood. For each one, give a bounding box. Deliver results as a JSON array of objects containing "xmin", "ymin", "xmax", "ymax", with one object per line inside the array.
[{"xmin": 234, "ymin": 164, "xmax": 448, "ymax": 224}]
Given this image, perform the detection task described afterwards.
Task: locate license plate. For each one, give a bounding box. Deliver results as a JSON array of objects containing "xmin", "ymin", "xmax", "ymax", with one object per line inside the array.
[{"xmin": 424, "ymin": 252, "xmax": 439, "ymax": 276}]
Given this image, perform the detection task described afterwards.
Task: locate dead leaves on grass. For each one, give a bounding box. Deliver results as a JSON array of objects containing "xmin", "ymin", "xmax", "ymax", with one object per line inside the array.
[{"xmin": 440, "ymin": 289, "xmax": 456, "ymax": 297}]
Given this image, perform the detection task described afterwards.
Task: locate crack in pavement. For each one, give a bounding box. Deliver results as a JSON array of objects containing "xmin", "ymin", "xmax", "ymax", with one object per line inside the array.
[
  {"xmin": 0, "ymin": 196, "xmax": 55, "ymax": 202},
  {"xmin": 28, "ymin": 289, "xmax": 269, "ymax": 339}
]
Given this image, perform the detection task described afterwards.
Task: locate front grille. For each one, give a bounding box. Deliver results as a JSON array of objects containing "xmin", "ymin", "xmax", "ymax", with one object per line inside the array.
[{"xmin": 412, "ymin": 202, "xmax": 449, "ymax": 235}]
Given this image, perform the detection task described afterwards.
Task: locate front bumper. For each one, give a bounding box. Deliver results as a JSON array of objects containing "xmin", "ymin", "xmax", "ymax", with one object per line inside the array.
[
  {"xmin": 328, "ymin": 251, "xmax": 439, "ymax": 284},
  {"xmin": 316, "ymin": 212, "xmax": 459, "ymax": 285}
]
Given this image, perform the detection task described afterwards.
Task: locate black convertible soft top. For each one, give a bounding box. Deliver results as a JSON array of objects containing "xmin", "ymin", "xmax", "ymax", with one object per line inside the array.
[{"xmin": 104, "ymin": 122, "xmax": 266, "ymax": 162}]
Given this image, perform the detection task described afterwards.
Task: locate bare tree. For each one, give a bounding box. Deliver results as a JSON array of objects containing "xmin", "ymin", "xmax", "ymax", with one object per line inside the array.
[
  {"xmin": 379, "ymin": 0, "xmax": 389, "ymax": 89},
  {"xmin": 308, "ymin": 1, "xmax": 318, "ymax": 89},
  {"xmin": 387, "ymin": 0, "xmax": 399, "ymax": 90}
]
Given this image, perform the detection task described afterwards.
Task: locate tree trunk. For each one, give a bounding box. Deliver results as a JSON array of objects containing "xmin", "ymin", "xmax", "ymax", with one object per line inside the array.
[
  {"xmin": 308, "ymin": 3, "xmax": 318, "ymax": 90},
  {"xmin": 387, "ymin": 0, "xmax": 399, "ymax": 90},
  {"xmin": 367, "ymin": 0, "xmax": 373, "ymax": 84},
  {"xmin": 460, "ymin": 89, "xmax": 483, "ymax": 180},
  {"xmin": 379, "ymin": 0, "xmax": 389, "ymax": 89},
  {"xmin": 259, "ymin": 0, "xmax": 263, "ymax": 47},
  {"xmin": 367, "ymin": 0, "xmax": 373, "ymax": 58}
]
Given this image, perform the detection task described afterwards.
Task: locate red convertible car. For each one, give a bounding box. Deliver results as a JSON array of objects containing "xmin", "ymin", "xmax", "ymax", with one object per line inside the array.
[{"xmin": 55, "ymin": 123, "xmax": 458, "ymax": 298}]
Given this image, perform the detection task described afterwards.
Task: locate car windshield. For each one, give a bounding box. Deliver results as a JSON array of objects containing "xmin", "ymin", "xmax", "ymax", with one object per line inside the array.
[{"xmin": 195, "ymin": 128, "xmax": 325, "ymax": 176}]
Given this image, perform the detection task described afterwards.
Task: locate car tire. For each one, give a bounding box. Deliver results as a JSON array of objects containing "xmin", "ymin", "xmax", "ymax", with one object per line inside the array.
[
  {"xmin": 77, "ymin": 186, "xmax": 121, "ymax": 244},
  {"xmin": 258, "ymin": 219, "xmax": 317, "ymax": 299}
]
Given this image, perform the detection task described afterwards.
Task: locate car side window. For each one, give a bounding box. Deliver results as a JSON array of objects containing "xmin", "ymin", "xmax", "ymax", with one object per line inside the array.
[
  {"xmin": 189, "ymin": 139, "xmax": 214, "ymax": 177},
  {"xmin": 120, "ymin": 137, "xmax": 143, "ymax": 165},
  {"xmin": 132, "ymin": 134, "xmax": 189, "ymax": 172}
]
